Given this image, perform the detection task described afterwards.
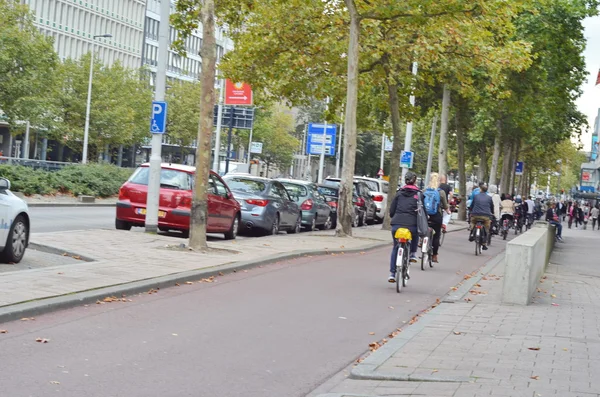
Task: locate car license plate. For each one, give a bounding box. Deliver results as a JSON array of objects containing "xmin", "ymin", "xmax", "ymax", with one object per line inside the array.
[{"xmin": 135, "ymin": 208, "xmax": 167, "ymax": 218}]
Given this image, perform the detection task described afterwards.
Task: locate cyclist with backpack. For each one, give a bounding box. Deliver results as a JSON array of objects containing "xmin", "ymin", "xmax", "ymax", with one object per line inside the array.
[
  {"xmin": 424, "ymin": 173, "xmax": 448, "ymax": 263},
  {"xmin": 388, "ymin": 171, "xmax": 422, "ymax": 283}
]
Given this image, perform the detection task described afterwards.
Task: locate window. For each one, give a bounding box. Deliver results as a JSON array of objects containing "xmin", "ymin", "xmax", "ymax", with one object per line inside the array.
[
  {"xmin": 382, "ymin": 182, "xmax": 389, "ymax": 194},
  {"xmin": 224, "ymin": 178, "xmax": 266, "ymax": 194},
  {"xmin": 281, "ymin": 183, "xmax": 307, "ymax": 200},
  {"xmin": 317, "ymin": 186, "xmax": 338, "ymax": 198},
  {"xmin": 128, "ymin": 167, "xmax": 192, "ymax": 190},
  {"xmin": 359, "ymin": 179, "xmax": 379, "ymax": 192},
  {"xmin": 211, "ymin": 175, "xmax": 228, "ymax": 197}
]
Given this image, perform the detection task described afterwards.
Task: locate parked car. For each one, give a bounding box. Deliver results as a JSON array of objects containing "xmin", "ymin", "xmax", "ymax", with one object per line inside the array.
[
  {"xmin": 277, "ymin": 179, "xmax": 332, "ymax": 231},
  {"xmin": 354, "ymin": 176, "xmax": 389, "ymax": 223},
  {"xmin": 116, "ymin": 163, "xmax": 241, "ymax": 240},
  {"xmin": 222, "ymin": 175, "xmax": 301, "ymax": 235},
  {"xmin": 322, "ymin": 178, "xmax": 378, "ymax": 226},
  {"xmin": 317, "ymin": 184, "xmax": 340, "ymax": 228},
  {"xmin": 0, "ymin": 178, "xmax": 29, "ymax": 263}
]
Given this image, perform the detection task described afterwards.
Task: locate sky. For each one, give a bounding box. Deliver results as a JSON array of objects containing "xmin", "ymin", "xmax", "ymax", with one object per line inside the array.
[{"xmin": 576, "ymin": 15, "xmax": 600, "ymax": 151}]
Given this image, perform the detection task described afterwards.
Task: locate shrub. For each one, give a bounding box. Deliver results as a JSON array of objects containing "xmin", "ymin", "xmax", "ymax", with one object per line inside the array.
[{"xmin": 0, "ymin": 164, "xmax": 134, "ymax": 197}]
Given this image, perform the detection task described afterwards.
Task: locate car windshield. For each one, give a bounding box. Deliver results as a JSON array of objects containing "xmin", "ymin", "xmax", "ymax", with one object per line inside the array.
[
  {"xmin": 318, "ymin": 186, "xmax": 338, "ymax": 197},
  {"xmin": 225, "ymin": 178, "xmax": 266, "ymax": 194},
  {"xmin": 359, "ymin": 179, "xmax": 379, "ymax": 192},
  {"xmin": 128, "ymin": 167, "xmax": 192, "ymax": 190},
  {"xmin": 281, "ymin": 183, "xmax": 308, "ymax": 199},
  {"xmin": 322, "ymin": 179, "xmax": 341, "ymax": 188}
]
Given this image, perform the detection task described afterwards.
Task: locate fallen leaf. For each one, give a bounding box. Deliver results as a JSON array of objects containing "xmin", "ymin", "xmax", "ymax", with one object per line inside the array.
[
  {"xmin": 57, "ymin": 272, "xmax": 64, "ymax": 275},
  {"xmin": 185, "ymin": 281, "xmax": 194, "ymax": 285},
  {"xmin": 451, "ymin": 286, "xmax": 458, "ymax": 291},
  {"xmin": 551, "ymin": 303, "xmax": 560, "ymax": 306},
  {"xmin": 475, "ymin": 283, "xmax": 482, "ymax": 287},
  {"xmin": 35, "ymin": 338, "xmax": 49, "ymax": 343},
  {"xmin": 50, "ymin": 381, "xmax": 60, "ymax": 385},
  {"xmin": 528, "ymin": 347, "xmax": 541, "ymax": 351},
  {"xmin": 175, "ymin": 283, "xmax": 180, "ymax": 286},
  {"xmin": 218, "ymin": 272, "xmax": 224, "ymax": 276},
  {"xmin": 453, "ymin": 331, "xmax": 462, "ymax": 335},
  {"xmin": 465, "ymin": 298, "xmax": 472, "ymax": 302},
  {"xmin": 542, "ymin": 276, "xmax": 547, "ymax": 279},
  {"xmin": 360, "ymin": 251, "xmax": 365, "ymax": 255},
  {"xmin": 369, "ymin": 332, "xmax": 375, "ymax": 335},
  {"xmin": 563, "ymin": 348, "xmax": 568, "ymax": 351},
  {"xmin": 21, "ymin": 317, "xmax": 35, "ymax": 321},
  {"xmin": 0, "ymin": 330, "xmax": 7, "ymax": 334},
  {"xmin": 339, "ymin": 245, "xmax": 345, "ymax": 249},
  {"xmin": 432, "ymin": 369, "xmax": 438, "ymax": 373},
  {"xmin": 531, "ymin": 375, "xmax": 540, "ymax": 380},
  {"xmin": 172, "ymin": 333, "xmax": 178, "ymax": 336},
  {"xmin": 103, "ymin": 296, "xmax": 118, "ymax": 303},
  {"xmin": 463, "ymin": 274, "xmax": 472, "ymax": 280},
  {"xmin": 72, "ymin": 255, "xmax": 81, "ymax": 260},
  {"xmin": 263, "ymin": 244, "xmax": 270, "ymax": 247},
  {"xmin": 62, "ymin": 252, "xmax": 68, "ymax": 256},
  {"xmin": 551, "ymin": 294, "xmax": 556, "ymax": 298}
]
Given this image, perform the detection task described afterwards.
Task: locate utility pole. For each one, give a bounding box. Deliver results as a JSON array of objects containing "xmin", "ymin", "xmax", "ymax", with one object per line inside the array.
[
  {"xmin": 225, "ymin": 106, "xmax": 234, "ymax": 174},
  {"xmin": 379, "ymin": 133, "xmax": 385, "ymax": 174},
  {"xmin": 401, "ymin": 62, "xmax": 418, "ymax": 182},
  {"xmin": 212, "ymin": 79, "xmax": 225, "ymax": 172},
  {"xmin": 317, "ymin": 98, "xmax": 330, "ymax": 183},
  {"xmin": 145, "ymin": 0, "xmax": 169, "ymax": 233},
  {"xmin": 23, "ymin": 121, "xmax": 30, "ymax": 159},
  {"xmin": 424, "ymin": 114, "xmax": 438, "ymax": 187}
]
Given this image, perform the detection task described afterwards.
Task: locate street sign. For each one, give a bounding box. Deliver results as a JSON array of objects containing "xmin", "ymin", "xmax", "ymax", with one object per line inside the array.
[
  {"xmin": 250, "ymin": 142, "xmax": 263, "ymax": 154},
  {"xmin": 306, "ymin": 123, "xmax": 337, "ymax": 156},
  {"xmin": 150, "ymin": 101, "xmax": 167, "ymax": 134},
  {"xmin": 384, "ymin": 136, "xmax": 393, "ymax": 152},
  {"xmin": 515, "ymin": 161, "xmax": 524, "ymax": 176},
  {"xmin": 224, "ymin": 80, "xmax": 253, "ymax": 106},
  {"xmin": 213, "ymin": 106, "xmax": 255, "ymax": 129},
  {"xmin": 377, "ymin": 168, "xmax": 384, "ymax": 177},
  {"xmin": 400, "ymin": 150, "xmax": 414, "ymax": 169}
]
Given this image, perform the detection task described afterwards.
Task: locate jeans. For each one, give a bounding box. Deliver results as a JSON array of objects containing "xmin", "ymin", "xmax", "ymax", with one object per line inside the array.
[
  {"xmin": 593, "ymin": 217, "xmax": 598, "ymax": 230},
  {"xmin": 549, "ymin": 221, "xmax": 562, "ymax": 238},
  {"xmin": 390, "ymin": 224, "xmax": 418, "ymax": 274},
  {"xmin": 428, "ymin": 213, "xmax": 442, "ymax": 255}
]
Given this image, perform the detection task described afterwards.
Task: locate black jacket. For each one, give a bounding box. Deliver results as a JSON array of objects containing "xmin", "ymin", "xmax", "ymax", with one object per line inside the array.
[{"xmin": 389, "ymin": 185, "xmax": 421, "ymax": 227}]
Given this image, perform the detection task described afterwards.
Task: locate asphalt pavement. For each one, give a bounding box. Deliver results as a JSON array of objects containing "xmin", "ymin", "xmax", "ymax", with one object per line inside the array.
[
  {"xmin": 29, "ymin": 206, "xmax": 116, "ymax": 233},
  {"xmin": 0, "ymin": 230, "xmax": 510, "ymax": 397}
]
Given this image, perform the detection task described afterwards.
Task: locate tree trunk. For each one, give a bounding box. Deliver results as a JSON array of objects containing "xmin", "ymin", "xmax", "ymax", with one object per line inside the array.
[
  {"xmin": 456, "ymin": 100, "xmax": 467, "ymax": 222},
  {"xmin": 438, "ymin": 84, "xmax": 451, "ymax": 177},
  {"xmin": 488, "ymin": 120, "xmax": 502, "ymax": 186},
  {"xmin": 189, "ymin": 0, "xmax": 216, "ymax": 251},
  {"xmin": 478, "ymin": 140, "xmax": 487, "ymax": 182},
  {"xmin": 382, "ymin": 67, "xmax": 402, "ymax": 231},
  {"xmin": 499, "ymin": 136, "xmax": 512, "ymax": 195},
  {"xmin": 509, "ymin": 141, "xmax": 519, "ymax": 196},
  {"xmin": 336, "ymin": 0, "xmax": 360, "ymax": 238},
  {"xmin": 117, "ymin": 144, "xmax": 123, "ymax": 167}
]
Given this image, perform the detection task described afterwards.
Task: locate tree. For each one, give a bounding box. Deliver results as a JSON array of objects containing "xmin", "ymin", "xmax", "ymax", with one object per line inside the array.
[
  {"xmin": 0, "ymin": 1, "xmax": 57, "ymax": 124},
  {"xmin": 172, "ymin": 0, "xmax": 218, "ymax": 251},
  {"xmin": 166, "ymin": 81, "xmax": 202, "ymax": 155}
]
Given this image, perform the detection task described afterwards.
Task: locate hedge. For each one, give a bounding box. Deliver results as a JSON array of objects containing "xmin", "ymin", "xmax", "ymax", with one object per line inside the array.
[{"xmin": 0, "ymin": 164, "xmax": 134, "ymax": 197}]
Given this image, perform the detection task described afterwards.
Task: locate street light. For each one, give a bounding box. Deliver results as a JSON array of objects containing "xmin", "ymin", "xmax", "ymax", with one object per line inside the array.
[{"xmin": 82, "ymin": 34, "xmax": 112, "ymax": 164}]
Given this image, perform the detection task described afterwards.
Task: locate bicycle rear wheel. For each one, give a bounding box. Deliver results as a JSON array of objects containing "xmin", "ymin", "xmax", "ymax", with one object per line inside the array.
[
  {"xmin": 439, "ymin": 231, "xmax": 445, "ymax": 247},
  {"xmin": 402, "ymin": 253, "xmax": 409, "ymax": 287},
  {"xmin": 396, "ymin": 245, "xmax": 403, "ymax": 293}
]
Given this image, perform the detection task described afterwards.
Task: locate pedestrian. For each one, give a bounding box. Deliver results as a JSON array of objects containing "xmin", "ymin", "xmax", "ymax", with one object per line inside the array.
[
  {"xmin": 591, "ymin": 205, "xmax": 599, "ymax": 230},
  {"xmin": 438, "ymin": 174, "xmax": 452, "ymax": 202},
  {"xmin": 546, "ymin": 202, "xmax": 563, "ymax": 241},
  {"xmin": 582, "ymin": 202, "xmax": 590, "ymax": 230},
  {"xmin": 425, "ymin": 173, "xmax": 448, "ymax": 263},
  {"xmin": 569, "ymin": 202, "xmax": 577, "ymax": 229},
  {"xmin": 577, "ymin": 204, "xmax": 585, "ymax": 228},
  {"xmin": 388, "ymin": 171, "xmax": 422, "ymax": 283}
]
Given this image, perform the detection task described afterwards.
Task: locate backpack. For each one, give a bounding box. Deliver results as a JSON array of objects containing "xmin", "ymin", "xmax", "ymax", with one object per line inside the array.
[{"xmin": 423, "ymin": 187, "xmax": 441, "ymax": 216}]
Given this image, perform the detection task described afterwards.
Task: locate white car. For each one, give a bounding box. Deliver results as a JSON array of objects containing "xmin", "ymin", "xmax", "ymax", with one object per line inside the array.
[
  {"xmin": 0, "ymin": 178, "xmax": 29, "ymax": 263},
  {"xmin": 354, "ymin": 177, "xmax": 389, "ymax": 223}
]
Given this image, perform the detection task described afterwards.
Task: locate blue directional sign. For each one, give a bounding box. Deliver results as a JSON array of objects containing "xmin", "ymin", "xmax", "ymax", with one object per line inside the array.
[
  {"xmin": 400, "ymin": 150, "xmax": 414, "ymax": 169},
  {"xmin": 515, "ymin": 161, "xmax": 524, "ymax": 176},
  {"xmin": 150, "ymin": 101, "xmax": 168, "ymax": 134},
  {"xmin": 306, "ymin": 123, "xmax": 337, "ymax": 156}
]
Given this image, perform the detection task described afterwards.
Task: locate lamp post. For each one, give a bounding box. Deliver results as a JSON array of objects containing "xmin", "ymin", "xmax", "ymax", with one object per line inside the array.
[{"xmin": 82, "ymin": 34, "xmax": 112, "ymax": 164}]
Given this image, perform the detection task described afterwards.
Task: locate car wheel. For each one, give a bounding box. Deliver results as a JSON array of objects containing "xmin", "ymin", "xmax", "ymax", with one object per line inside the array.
[
  {"xmin": 352, "ymin": 212, "xmax": 359, "ymax": 227},
  {"xmin": 271, "ymin": 214, "xmax": 280, "ymax": 235},
  {"xmin": 319, "ymin": 215, "xmax": 332, "ymax": 230},
  {"xmin": 224, "ymin": 214, "xmax": 240, "ymax": 240},
  {"xmin": 115, "ymin": 219, "xmax": 132, "ymax": 231},
  {"xmin": 289, "ymin": 215, "xmax": 301, "ymax": 234},
  {"xmin": 0, "ymin": 215, "xmax": 28, "ymax": 264},
  {"xmin": 359, "ymin": 211, "xmax": 367, "ymax": 226}
]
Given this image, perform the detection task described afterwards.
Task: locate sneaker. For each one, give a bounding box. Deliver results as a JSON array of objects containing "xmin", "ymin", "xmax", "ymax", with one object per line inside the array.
[
  {"xmin": 409, "ymin": 254, "xmax": 418, "ymax": 263},
  {"xmin": 482, "ymin": 245, "xmax": 488, "ymax": 251},
  {"xmin": 388, "ymin": 273, "xmax": 396, "ymax": 283},
  {"xmin": 432, "ymin": 255, "xmax": 439, "ymax": 263}
]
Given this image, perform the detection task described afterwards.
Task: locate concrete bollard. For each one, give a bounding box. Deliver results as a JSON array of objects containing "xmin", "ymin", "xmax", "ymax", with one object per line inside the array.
[{"xmin": 78, "ymin": 195, "xmax": 96, "ymax": 203}]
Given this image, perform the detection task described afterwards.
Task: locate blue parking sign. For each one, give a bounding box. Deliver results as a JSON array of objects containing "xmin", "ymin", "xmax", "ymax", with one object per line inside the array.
[
  {"xmin": 400, "ymin": 150, "xmax": 414, "ymax": 169},
  {"xmin": 150, "ymin": 101, "xmax": 167, "ymax": 134}
]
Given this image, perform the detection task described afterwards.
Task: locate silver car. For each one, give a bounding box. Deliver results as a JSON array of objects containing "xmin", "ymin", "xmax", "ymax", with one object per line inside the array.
[{"xmin": 222, "ymin": 175, "xmax": 301, "ymax": 235}]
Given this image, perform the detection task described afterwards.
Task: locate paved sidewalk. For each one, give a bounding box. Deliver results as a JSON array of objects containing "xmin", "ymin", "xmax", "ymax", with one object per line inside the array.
[
  {"xmin": 0, "ymin": 222, "xmax": 467, "ymax": 321},
  {"xmin": 314, "ymin": 226, "xmax": 600, "ymax": 397}
]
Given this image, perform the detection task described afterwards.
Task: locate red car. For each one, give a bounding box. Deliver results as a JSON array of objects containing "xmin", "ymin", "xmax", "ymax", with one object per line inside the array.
[{"xmin": 115, "ymin": 163, "xmax": 241, "ymax": 239}]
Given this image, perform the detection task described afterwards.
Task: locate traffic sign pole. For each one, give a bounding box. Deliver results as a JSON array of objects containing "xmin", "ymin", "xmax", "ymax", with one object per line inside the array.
[
  {"xmin": 380, "ymin": 132, "xmax": 385, "ymax": 177},
  {"xmin": 401, "ymin": 62, "xmax": 418, "ymax": 184},
  {"xmin": 145, "ymin": 0, "xmax": 169, "ymax": 233}
]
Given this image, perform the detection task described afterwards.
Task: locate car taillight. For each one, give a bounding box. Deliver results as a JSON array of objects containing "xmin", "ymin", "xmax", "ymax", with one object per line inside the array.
[
  {"xmin": 373, "ymin": 195, "xmax": 384, "ymax": 202},
  {"xmin": 356, "ymin": 197, "xmax": 365, "ymax": 207},
  {"xmin": 300, "ymin": 199, "xmax": 314, "ymax": 210},
  {"xmin": 181, "ymin": 196, "xmax": 192, "ymax": 208},
  {"xmin": 119, "ymin": 187, "xmax": 129, "ymax": 200},
  {"xmin": 245, "ymin": 199, "xmax": 269, "ymax": 207},
  {"xmin": 328, "ymin": 201, "xmax": 338, "ymax": 208}
]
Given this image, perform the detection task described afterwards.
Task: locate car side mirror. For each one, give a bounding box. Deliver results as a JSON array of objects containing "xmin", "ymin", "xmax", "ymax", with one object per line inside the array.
[
  {"xmin": 227, "ymin": 192, "xmax": 234, "ymax": 200},
  {"xmin": 0, "ymin": 178, "xmax": 10, "ymax": 190}
]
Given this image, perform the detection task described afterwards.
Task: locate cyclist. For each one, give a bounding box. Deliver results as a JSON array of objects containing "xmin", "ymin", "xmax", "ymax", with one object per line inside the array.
[
  {"xmin": 488, "ymin": 185, "xmax": 501, "ymax": 235},
  {"xmin": 525, "ymin": 196, "xmax": 535, "ymax": 227},
  {"xmin": 388, "ymin": 171, "xmax": 421, "ymax": 282},
  {"xmin": 500, "ymin": 194, "xmax": 515, "ymax": 227},
  {"xmin": 424, "ymin": 172, "xmax": 448, "ymax": 263},
  {"xmin": 468, "ymin": 183, "xmax": 494, "ymax": 250},
  {"xmin": 514, "ymin": 195, "xmax": 525, "ymax": 231}
]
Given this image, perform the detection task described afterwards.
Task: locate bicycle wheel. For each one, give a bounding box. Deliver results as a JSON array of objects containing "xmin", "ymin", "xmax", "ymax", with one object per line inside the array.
[
  {"xmin": 439, "ymin": 231, "xmax": 445, "ymax": 247},
  {"xmin": 429, "ymin": 246, "xmax": 434, "ymax": 268},
  {"xmin": 396, "ymin": 245, "xmax": 403, "ymax": 293},
  {"xmin": 421, "ymin": 251, "xmax": 426, "ymax": 271},
  {"xmin": 402, "ymin": 250, "xmax": 409, "ymax": 287}
]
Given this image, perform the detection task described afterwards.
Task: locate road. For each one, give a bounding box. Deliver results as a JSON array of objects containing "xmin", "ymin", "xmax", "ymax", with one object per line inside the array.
[
  {"xmin": 29, "ymin": 207, "xmax": 115, "ymax": 233},
  {"xmin": 0, "ymin": 231, "xmax": 511, "ymax": 397}
]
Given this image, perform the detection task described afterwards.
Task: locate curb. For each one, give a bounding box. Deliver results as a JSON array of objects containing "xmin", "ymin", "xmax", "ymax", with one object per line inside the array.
[
  {"xmin": 0, "ymin": 241, "xmax": 390, "ymax": 324},
  {"xmin": 26, "ymin": 202, "xmax": 116, "ymax": 208},
  {"xmin": 29, "ymin": 242, "xmax": 96, "ymax": 262},
  {"xmin": 348, "ymin": 250, "xmax": 505, "ymax": 383}
]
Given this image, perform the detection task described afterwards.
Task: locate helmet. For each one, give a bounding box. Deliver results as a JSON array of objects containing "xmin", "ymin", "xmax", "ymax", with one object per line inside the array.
[
  {"xmin": 515, "ymin": 195, "xmax": 522, "ymax": 204},
  {"xmin": 404, "ymin": 171, "xmax": 417, "ymax": 185}
]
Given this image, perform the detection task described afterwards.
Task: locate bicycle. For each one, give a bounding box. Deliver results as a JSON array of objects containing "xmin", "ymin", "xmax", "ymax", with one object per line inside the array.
[
  {"xmin": 525, "ymin": 214, "xmax": 533, "ymax": 230},
  {"xmin": 421, "ymin": 227, "xmax": 435, "ymax": 271},
  {"xmin": 474, "ymin": 220, "xmax": 486, "ymax": 256},
  {"xmin": 501, "ymin": 217, "xmax": 510, "ymax": 240},
  {"xmin": 439, "ymin": 225, "xmax": 446, "ymax": 247},
  {"xmin": 393, "ymin": 228, "xmax": 412, "ymax": 293}
]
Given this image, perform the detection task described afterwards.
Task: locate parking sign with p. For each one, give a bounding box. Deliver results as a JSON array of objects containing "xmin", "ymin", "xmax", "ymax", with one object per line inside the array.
[{"xmin": 150, "ymin": 101, "xmax": 167, "ymax": 134}]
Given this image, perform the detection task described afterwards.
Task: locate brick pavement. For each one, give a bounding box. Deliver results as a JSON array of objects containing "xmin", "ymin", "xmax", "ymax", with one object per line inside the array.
[{"xmin": 314, "ymin": 225, "xmax": 600, "ymax": 397}]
